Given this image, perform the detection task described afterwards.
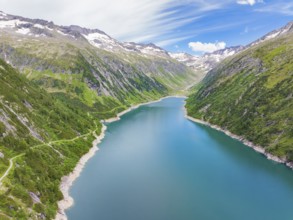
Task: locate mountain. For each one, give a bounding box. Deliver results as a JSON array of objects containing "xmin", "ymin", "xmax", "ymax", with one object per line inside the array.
[
  {"xmin": 0, "ymin": 11, "xmax": 199, "ymax": 108},
  {"xmin": 171, "ymin": 22, "xmax": 293, "ymax": 77},
  {"xmin": 248, "ymin": 21, "xmax": 293, "ymax": 47},
  {"xmin": 169, "ymin": 46, "xmax": 244, "ymax": 80},
  {"xmin": 0, "ymin": 58, "xmax": 105, "ymax": 219},
  {"xmin": 186, "ymin": 21, "xmax": 293, "ymax": 164},
  {"xmin": 0, "ymin": 11, "xmax": 203, "ymax": 220}
]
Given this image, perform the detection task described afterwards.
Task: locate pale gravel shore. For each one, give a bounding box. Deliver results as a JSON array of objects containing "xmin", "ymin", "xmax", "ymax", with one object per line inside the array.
[
  {"xmin": 55, "ymin": 125, "xmax": 107, "ymax": 220},
  {"xmin": 55, "ymin": 95, "xmax": 186, "ymax": 220},
  {"xmin": 185, "ymin": 114, "xmax": 293, "ymax": 170}
]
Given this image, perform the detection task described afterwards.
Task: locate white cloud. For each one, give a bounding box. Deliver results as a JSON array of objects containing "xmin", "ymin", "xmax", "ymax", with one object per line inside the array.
[
  {"xmin": 237, "ymin": 0, "xmax": 263, "ymax": 6},
  {"xmin": 188, "ymin": 41, "xmax": 226, "ymax": 53},
  {"xmin": 0, "ymin": 0, "xmax": 232, "ymax": 46},
  {"xmin": 156, "ymin": 36, "xmax": 194, "ymax": 47},
  {"xmin": 255, "ymin": 2, "xmax": 293, "ymax": 16}
]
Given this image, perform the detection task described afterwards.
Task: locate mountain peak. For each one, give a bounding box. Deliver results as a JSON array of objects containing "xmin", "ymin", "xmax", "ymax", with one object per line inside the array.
[
  {"xmin": 249, "ymin": 20, "xmax": 293, "ymax": 47},
  {"xmin": 0, "ymin": 11, "xmax": 171, "ymax": 58}
]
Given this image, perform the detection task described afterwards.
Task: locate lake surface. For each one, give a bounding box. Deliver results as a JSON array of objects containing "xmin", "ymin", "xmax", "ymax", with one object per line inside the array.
[{"xmin": 67, "ymin": 97, "xmax": 293, "ymax": 220}]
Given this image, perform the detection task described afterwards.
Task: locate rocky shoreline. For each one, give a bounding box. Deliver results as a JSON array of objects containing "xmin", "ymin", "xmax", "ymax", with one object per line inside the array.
[{"xmin": 185, "ymin": 115, "xmax": 293, "ymax": 170}]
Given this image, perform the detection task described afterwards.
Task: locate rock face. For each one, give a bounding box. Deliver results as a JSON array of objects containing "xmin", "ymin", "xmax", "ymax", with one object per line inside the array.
[
  {"xmin": 0, "ymin": 11, "xmax": 199, "ymax": 104},
  {"xmin": 186, "ymin": 21, "xmax": 293, "ymax": 164}
]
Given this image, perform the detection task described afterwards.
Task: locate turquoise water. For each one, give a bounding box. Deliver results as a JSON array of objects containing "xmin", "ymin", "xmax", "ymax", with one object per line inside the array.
[{"xmin": 66, "ymin": 97, "xmax": 293, "ymax": 220}]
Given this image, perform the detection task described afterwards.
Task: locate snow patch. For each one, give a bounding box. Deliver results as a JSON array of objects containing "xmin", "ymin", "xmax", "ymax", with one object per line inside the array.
[
  {"xmin": 46, "ymin": 26, "xmax": 54, "ymax": 31},
  {"xmin": 83, "ymin": 32, "xmax": 121, "ymax": 51},
  {"xmin": 16, "ymin": 28, "xmax": 30, "ymax": 35},
  {"xmin": 265, "ymin": 31, "xmax": 280, "ymax": 40},
  {"xmin": 141, "ymin": 46, "xmax": 163, "ymax": 55},
  {"xmin": 85, "ymin": 32, "xmax": 111, "ymax": 41},
  {"xmin": 33, "ymin": 24, "xmax": 45, "ymax": 29},
  {"xmin": 57, "ymin": 30, "xmax": 71, "ymax": 37},
  {"xmin": 0, "ymin": 19, "xmax": 28, "ymax": 28}
]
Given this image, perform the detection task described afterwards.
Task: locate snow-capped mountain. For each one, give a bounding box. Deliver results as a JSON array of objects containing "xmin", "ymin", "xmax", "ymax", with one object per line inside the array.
[
  {"xmin": 0, "ymin": 11, "xmax": 169, "ymax": 58},
  {"xmin": 1, "ymin": 10, "xmax": 291, "ymax": 79},
  {"xmin": 249, "ymin": 21, "xmax": 293, "ymax": 47},
  {"xmin": 169, "ymin": 45, "xmax": 244, "ymax": 73},
  {"xmin": 0, "ymin": 11, "xmax": 199, "ymax": 100},
  {"xmin": 170, "ymin": 21, "xmax": 293, "ymax": 73}
]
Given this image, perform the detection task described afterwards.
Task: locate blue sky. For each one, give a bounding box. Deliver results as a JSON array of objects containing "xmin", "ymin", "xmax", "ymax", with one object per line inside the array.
[
  {"xmin": 163, "ymin": 0, "xmax": 293, "ymax": 54},
  {"xmin": 1, "ymin": 0, "xmax": 292, "ymax": 55}
]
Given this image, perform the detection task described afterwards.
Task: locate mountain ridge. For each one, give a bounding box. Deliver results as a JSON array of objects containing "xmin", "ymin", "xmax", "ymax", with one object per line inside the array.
[
  {"xmin": 186, "ymin": 21, "xmax": 293, "ymax": 166},
  {"xmin": 0, "ymin": 10, "xmax": 171, "ymax": 58},
  {"xmin": 0, "ymin": 10, "xmax": 200, "ymax": 108},
  {"xmin": 0, "ymin": 11, "xmax": 201, "ymax": 219},
  {"xmin": 170, "ymin": 21, "xmax": 293, "ymax": 75}
]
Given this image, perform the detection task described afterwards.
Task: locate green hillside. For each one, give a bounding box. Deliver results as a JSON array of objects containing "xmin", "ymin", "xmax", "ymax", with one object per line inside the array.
[
  {"xmin": 186, "ymin": 32, "xmax": 293, "ymax": 162},
  {"xmin": 0, "ymin": 58, "xmax": 118, "ymax": 219},
  {"xmin": 0, "ymin": 13, "xmax": 202, "ymax": 219},
  {"xmin": 0, "ymin": 26, "xmax": 197, "ymax": 108}
]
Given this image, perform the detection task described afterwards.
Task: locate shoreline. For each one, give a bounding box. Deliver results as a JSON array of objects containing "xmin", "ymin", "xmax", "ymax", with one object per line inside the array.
[
  {"xmin": 55, "ymin": 125, "xmax": 107, "ymax": 220},
  {"xmin": 55, "ymin": 96, "xmax": 292, "ymax": 219},
  {"xmin": 55, "ymin": 95, "xmax": 185, "ymax": 220},
  {"xmin": 185, "ymin": 114, "xmax": 293, "ymax": 170},
  {"xmin": 103, "ymin": 95, "xmax": 186, "ymax": 123}
]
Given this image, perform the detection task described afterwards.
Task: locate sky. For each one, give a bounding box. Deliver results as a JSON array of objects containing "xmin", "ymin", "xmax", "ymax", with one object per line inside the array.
[{"xmin": 0, "ymin": 0, "xmax": 292, "ymax": 54}]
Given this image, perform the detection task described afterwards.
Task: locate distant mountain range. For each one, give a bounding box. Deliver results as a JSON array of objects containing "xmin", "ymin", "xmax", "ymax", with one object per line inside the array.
[
  {"xmin": 170, "ymin": 21, "xmax": 293, "ymax": 74},
  {"xmin": 0, "ymin": 11, "xmax": 171, "ymax": 58},
  {"xmin": 169, "ymin": 45, "xmax": 244, "ymax": 76},
  {"xmin": 0, "ymin": 10, "xmax": 199, "ymax": 105}
]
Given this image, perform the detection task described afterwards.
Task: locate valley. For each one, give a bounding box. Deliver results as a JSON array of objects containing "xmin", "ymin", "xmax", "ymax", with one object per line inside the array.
[{"xmin": 0, "ymin": 8, "xmax": 292, "ymax": 220}]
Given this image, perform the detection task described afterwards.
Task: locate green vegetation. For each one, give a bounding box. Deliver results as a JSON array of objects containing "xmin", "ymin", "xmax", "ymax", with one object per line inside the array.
[
  {"xmin": 0, "ymin": 30, "xmax": 198, "ymax": 104},
  {"xmin": 186, "ymin": 33, "xmax": 293, "ymax": 162},
  {"xmin": 0, "ymin": 17, "xmax": 200, "ymax": 219},
  {"xmin": 0, "ymin": 58, "xmax": 105, "ymax": 219},
  {"xmin": 0, "ymin": 42, "xmax": 196, "ymax": 218}
]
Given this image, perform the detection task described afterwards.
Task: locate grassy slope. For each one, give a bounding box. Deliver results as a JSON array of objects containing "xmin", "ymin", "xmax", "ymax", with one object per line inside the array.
[
  {"xmin": 0, "ymin": 49, "xmax": 196, "ymax": 218},
  {"xmin": 0, "ymin": 59, "xmax": 106, "ymax": 219},
  {"xmin": 0, "ymin": 32, "xmax": 197, "ymax": 108},
  {"xmin": 186, "ymin": 33, "xmax": 293, "ymax": 162}
]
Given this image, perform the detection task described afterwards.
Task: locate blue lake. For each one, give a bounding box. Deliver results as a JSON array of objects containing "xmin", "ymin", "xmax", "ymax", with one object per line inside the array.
[{"xmin": 67, "ymin": 97, "xmax": 293, "ymax": 220}]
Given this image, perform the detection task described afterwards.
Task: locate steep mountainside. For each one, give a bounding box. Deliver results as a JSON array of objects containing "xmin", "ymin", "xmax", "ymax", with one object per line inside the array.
[
  {"xmin": 0, "ymin": 11, "xmax": 201, "ymax": 220},
  {"xmin": 0, "ymin": 11, "xmax": 199, "ymax": 108},
  {"xmin": 0, "ymin": 58, "xmax": 108, "ymax": 219},
  {"xmin": 186, "ymin": 24, "xmax": 293, "ymax": 163}
]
